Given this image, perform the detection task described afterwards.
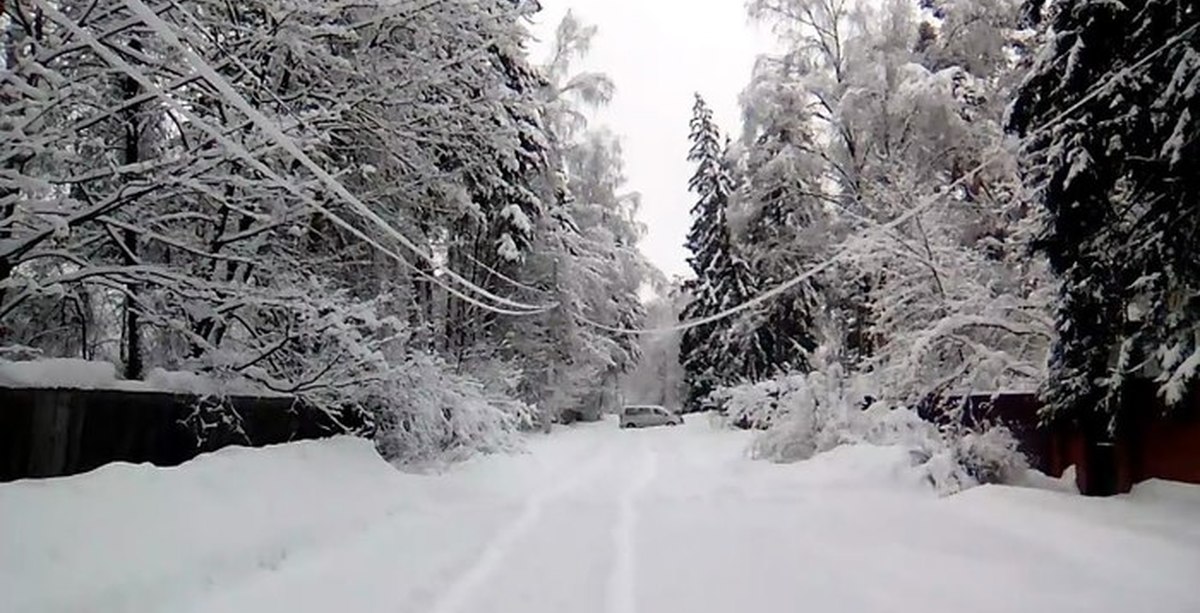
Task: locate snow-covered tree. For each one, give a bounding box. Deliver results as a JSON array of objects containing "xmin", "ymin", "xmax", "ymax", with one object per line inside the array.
[
  {"xmin": 506, "ymin": 138, "xmax": 648, "ymax": 419},
  {"xmin": 733, "ymin": 54, "xmax": 826, "ymax": 375},
  {"xmin": 744, "ymin": 0, "xmax": 1052, "ymax": 401},
  {"xmin": 1, "ymin": 0, "xmax": 642, "ymax": 461},
  {"xmin": 541, "ymin": 10, "xmax": 616, "ymax": 144},
  {"xmin": 680, "ymin": 94, "xmax": 766, "ymax": 411},
  {"xmin": 1008, "ymin": 0, "xmax": 1200, "ymax": 424},
  {"xmin": 496, "ymin": 11, "xmax": 648, "ymax": 422}
]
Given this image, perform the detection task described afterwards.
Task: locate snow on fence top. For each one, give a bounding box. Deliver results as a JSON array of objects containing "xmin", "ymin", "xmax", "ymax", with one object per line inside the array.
[{"xmin": 0, "ymin": 359, "xmax": 285, "ymax": 397}]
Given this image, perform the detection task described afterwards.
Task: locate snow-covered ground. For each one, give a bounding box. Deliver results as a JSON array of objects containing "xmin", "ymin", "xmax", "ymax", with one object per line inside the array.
[{"xmin": 2, "ymin": 417, "xmax": 1198, "ymax": 613}]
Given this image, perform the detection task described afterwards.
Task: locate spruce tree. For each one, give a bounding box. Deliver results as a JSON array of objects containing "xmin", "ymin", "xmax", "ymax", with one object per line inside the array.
[
  {"xmin": 1009, "ymin": 0, "xmax": 1200, "ymax": 425},
  {"xmin": 679, "ymin": 95, "xmax": 764, "ymax": 411}
]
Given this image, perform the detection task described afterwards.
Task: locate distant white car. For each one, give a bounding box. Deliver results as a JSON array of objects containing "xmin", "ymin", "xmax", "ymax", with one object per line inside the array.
[{"xmin": 620, "ymin": 405, "xmax": 683, "ymax": 428}]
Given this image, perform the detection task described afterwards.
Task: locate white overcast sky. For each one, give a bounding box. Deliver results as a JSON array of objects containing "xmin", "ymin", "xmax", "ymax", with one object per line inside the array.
[{"xmin": 529, "ymin": 0, "xmax": 774, "ymax": 280}]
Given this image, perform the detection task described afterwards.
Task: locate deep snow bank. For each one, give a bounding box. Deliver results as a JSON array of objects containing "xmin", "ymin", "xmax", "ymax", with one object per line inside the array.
[
  {"xmin": 0, "ymin": 422, "xmax": 615, "ymax": 613},
  {"xmin": 0, "ymin": 437, "xmax": 409, "ymax": 613},
  {"xmin": 767, "ymin": 444, "xmax": 936, "ymax": 492},
  {"xmin": 945, "ymin": 477, "xmax": 1200, "ymax": 550}
]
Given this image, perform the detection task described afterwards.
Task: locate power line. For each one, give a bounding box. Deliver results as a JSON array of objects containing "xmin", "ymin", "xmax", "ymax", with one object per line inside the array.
[{"xmin": 461, "ymin": 251, "xmax": 555, "ymax": 296}]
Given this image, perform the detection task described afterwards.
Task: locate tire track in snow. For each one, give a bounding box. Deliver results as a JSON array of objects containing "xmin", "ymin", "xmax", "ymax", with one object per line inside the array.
[
  {"xmin": 425, "ymin": 444, "xmax": 619, "ymax": 613},
  {"xmin": 607, "ymin": 441, "xmax": 658, "ymax": 613}
]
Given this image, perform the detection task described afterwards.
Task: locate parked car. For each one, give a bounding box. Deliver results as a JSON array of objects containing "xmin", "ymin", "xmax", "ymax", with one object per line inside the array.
[{"xmin": 620, "ymin": 405, "xmax": 683, "ymax": 428}]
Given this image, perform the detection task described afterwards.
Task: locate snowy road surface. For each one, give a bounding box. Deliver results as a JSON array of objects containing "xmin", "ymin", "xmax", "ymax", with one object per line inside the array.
[{"xmin": 3, "ymin": 418, "xmax": 1199, "ymax": 613}]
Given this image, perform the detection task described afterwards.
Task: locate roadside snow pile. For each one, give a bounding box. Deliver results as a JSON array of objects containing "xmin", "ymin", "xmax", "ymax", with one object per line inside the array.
[
  {"xmin": 0, "ymin": 424, "xmax": 609, "ymax": 613},
  {"xmin": 0, "ymin": 437, "xmax": 413, "ymax": 613},
  {"xmin": 716, "ymin": 361, "xmax": 1027, "ymax": 494},
  {"xmin": 1012, "ymin": 464, "xmax": 1079, "ymax": 493},
  {"xmin": 0, "ymin": 357, "xmax": 279, "ymax": 396},
  {"xmin": 944, "ymin": 478, "xmax": 1200, "ymax": 553},
  {"xmin": 774, "ymin": 443, "xmax": 938, "ymax": 492},
  {"xmin": 1130, "ymin": 478, "xmax": 1200, "ymax": 509}
]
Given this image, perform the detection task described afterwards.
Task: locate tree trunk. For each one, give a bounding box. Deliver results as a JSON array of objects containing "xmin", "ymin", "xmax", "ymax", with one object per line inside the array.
[
  {"xmin": 120, "ymin": 38, "xmax": 144, "ymax": 380},
  {"xmin": 122, "ymin": 228, "xmax": 143, "ymax": 379}
]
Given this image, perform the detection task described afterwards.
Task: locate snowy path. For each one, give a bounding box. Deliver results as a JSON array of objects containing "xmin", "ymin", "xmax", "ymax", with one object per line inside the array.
[{"xmin": 3, "ymin": 418, "xmax": 1199, "ymax": 613}]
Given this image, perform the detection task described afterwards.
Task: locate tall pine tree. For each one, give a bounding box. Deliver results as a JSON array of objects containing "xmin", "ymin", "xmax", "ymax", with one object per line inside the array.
[
  {"xmin": 1009, "ymin": 0, "xmax": 1200, "ymax": 426},
  {"xmin": 679, "ymin": 94, "xmax": 764, "ymax": 411}
]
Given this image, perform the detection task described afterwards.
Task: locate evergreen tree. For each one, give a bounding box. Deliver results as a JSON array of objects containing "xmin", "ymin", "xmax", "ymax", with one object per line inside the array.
[
  {"xmin": 679, "ymin": 95, "xmax": 764, "ymax": 411},
  {"xmin": 1009, "ymin": 0, "xmax": 1200, "ymax": 424}
]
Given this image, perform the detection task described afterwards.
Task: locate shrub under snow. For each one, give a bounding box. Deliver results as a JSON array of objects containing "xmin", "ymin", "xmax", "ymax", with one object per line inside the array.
[
  {"xmin": 715, "ymin": 355, "xmax": 1028, "ymax": 494},
  {"xmin": 369, "ymin": 352, "xmax": 535, "ymax": 465}
]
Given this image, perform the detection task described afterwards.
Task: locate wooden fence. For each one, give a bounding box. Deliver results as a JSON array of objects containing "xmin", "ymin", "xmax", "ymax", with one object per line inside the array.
[
  {"xmin": 926, "ymin": 384, "xmax": 1200, "ymax": 495},
  {"xmin": 0, "ymin": 387, "xmax": 370, "ymax": 482}
]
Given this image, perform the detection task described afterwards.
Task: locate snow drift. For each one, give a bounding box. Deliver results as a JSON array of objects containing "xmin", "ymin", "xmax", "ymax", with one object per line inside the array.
[{"xmin": 0, "ymin": 437, "xmax": 408, "ymax": 613}]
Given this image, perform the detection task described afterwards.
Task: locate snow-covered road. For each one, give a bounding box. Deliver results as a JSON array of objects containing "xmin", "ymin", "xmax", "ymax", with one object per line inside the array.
[{"xmin": 3, "ymin": 417, "xmax": 1199, "ymax": 613}]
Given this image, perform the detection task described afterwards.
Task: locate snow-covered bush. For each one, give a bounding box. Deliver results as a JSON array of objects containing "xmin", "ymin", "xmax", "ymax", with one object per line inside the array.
[
  {"xmin": 726, "ymin": 362, "xmax": 878, "ymax": 460},
  {"xmin": 370, "ymin": 351, "xmax": 534, "ymax": 465},
  {"xmin": 943, "ymin": 423, "xmax": 1028, "ymax": 485},
  {"xmin": 869, "ymin": 408, "xmax": 1028, "ymax": 494},
  {"xmin": 719, "ymin": 379, "xmax": 789, "ymax": 430},
  {"xmin": 720, "ymin": 354, "xmax": 1028, "ymax": 494}
]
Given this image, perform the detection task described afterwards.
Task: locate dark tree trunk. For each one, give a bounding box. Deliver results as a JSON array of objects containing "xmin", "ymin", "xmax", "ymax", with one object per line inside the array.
[{"xmin": 121, "ymin": 38, "xmax": 144, "ymax": 380}]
